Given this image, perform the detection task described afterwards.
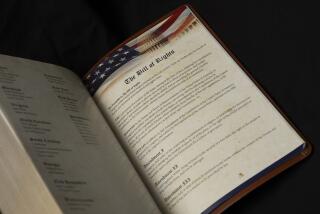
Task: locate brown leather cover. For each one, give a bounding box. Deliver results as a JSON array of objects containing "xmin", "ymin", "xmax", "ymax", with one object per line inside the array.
[{"xmin": 87, "ymin": 4, "xmax": 312, "ymax": 213}]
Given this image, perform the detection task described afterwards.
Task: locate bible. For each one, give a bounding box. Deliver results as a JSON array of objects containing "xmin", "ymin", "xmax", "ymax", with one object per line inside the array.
[{"xmin": 0, "ymin": 5, "xmax": 311, "ymax": 214}]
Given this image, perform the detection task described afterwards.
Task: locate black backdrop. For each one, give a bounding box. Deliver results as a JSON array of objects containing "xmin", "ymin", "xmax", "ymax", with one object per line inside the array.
[{"xmin": 0, "ymin": 0, "xmax": 319, "ymax": 213}]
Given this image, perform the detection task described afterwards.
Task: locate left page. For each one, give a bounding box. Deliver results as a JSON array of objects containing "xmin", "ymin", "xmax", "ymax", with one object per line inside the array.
[{"xmin": 0, "ymin": 54, "xmax": 161, "ymax": 214}]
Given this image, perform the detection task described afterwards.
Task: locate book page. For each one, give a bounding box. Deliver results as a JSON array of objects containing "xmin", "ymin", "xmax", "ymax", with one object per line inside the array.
[
  {"xmin": 0, "ymin": 54, "xmax": 160, "ymax": 214},
  {"xmin": 86, "ymin": 6, "xmax": 305, "ymax": 214}
]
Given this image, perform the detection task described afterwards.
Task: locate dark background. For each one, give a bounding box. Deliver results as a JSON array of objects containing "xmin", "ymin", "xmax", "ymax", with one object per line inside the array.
[{"xmin": 0, "ymin": 0, "xmax": 319, "ymax": 213}]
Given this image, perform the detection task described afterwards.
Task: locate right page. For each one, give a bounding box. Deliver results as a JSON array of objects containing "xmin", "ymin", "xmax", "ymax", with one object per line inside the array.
[{"xmin": 86, "ymin": 5, "xmax": 306, "ymax": 214}]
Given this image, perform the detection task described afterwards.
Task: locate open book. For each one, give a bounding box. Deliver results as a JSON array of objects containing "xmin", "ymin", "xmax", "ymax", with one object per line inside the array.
[{"xmin": 0, "ymin": 5, "xmax": 311, "ymax": 214}]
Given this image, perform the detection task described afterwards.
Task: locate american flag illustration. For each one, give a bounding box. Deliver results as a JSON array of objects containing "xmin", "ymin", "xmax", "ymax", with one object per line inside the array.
[
  {"xmin": 83, "ymin": 6, "xmax": 199, "ymax": 95},
  {"xmin": 84, "ymin": 45, "xmax": 139, "ymax": 94}
]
